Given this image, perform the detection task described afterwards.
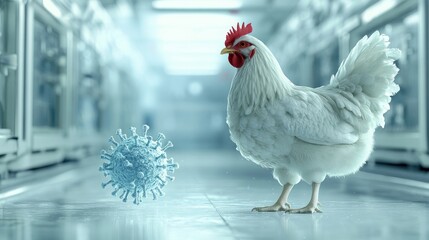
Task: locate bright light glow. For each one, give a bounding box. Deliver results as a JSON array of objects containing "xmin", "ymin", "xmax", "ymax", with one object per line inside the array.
[
  {"xmin": 165, "ymin": 65, "xmax": 220, "ymax": 76},
  {"xmin": 362, "ymin": 0, "xmax": 397, "ymax": 23},
  {"xmin": 155, "ymin": 29, "xmax": 227, "ymax": 42},
  {"xmin": 71, "ymin": 3, "xmax": 81, "ymax": 16},
  {"xmin": 116, "ymin": 1, "xmax": 133, "ymax": 18},
  {"xmin": 404, "ymin": 12, "xmax": 419, "ymax": 26},
  {"xmin": 286, "ymin": 16, "xmax": 300, "ymax": 31},
  {"xmin": 166, "ymin": 69, "xmax": 220, "ymax": 76},
  {"xmin": 151, "ymin": 13, "xmax": 237, "ymax": 75},
  {"xmin": 162, "ymin": 55, "xmax": 222, "ymax": 69},
  {"xmin": 43, "ymin": 0, "xmax": 62, "ymax": 18},
  {"xmin": 163, "ymin": 56, "xmax": 220, "ymax": 64},
  {"xmin": 159, "ymin": 44, "xmax": 220, "ymax": 55},
  {"xmin": 163, "ymin": 56, "xmax": 221, "ymax": 75},
  {"xmin": 165, "ymin": 63, "xmax": 220, "ymax": 71},
  {"xmin": 153, "ymin": 0, "xmax": 242, "ymax": 10},
  {"xmin": 188, "ymin": 81, "xmax": 203, "ymax": 96},
  {"xmin": 0, "ymin": 186, "xmax": 28, "ymax": 199},
  {"xmin": 153, "ymin": 13, "xmax": 236, "ymax": 36}
]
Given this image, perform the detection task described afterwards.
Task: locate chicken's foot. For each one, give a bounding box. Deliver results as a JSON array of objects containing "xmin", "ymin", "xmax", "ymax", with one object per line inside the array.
[
  {"xmin": 286, "ymin": 182, "xmax": 322, "ymax": 214},
  {"xmin": 252, "ymin": 183, "xmax": 293, "ymax": 212}
]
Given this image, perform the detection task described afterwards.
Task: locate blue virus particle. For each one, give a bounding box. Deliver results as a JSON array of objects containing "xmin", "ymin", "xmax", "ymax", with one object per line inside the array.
[{"xmin": 99, "ymin": 125, "xmax": 179, "ymax": 205}]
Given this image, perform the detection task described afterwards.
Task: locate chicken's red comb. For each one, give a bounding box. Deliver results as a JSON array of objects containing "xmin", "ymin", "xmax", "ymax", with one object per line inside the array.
[{"xmin": 225, "ymin": 22, "xmax": 253, "ymax": 47}]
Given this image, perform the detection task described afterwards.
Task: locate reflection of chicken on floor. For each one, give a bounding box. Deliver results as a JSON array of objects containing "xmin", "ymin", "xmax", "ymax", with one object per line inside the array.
[{"xmin": 222, "ymin": 23, "xmax": 400, "ymax": 213}]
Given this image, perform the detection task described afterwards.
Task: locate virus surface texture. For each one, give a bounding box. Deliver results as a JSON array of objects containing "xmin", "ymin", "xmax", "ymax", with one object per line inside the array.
[{"xmin": 100, "ymin": 125, "xmax": 179, "ymax": 205}]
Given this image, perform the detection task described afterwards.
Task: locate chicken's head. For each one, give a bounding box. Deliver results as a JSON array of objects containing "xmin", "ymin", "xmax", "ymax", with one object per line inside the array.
[{"xmin": 221, "ymin": 23, "xmax": 255, "ymax": 68}]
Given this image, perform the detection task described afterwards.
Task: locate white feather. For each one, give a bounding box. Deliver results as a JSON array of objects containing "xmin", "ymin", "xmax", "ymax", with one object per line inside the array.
[{"xmin": 227, "ymin": 32, "xmax": 400, "ymax": 184}]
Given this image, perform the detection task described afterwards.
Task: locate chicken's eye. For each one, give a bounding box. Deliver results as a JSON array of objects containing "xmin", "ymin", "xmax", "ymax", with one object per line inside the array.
[{"xmin": 240, "ymin": 42, "xmax": 246, "ymax": 47}]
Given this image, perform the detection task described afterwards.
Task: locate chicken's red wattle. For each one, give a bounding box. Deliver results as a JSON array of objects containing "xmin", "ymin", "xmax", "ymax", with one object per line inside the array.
[{"xmin": 228, "ymin": 53, "xmax": 245, "ymax": 68}]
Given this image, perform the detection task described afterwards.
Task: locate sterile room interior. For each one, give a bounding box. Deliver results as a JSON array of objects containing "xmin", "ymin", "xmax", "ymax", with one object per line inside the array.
[{"xmin": 0, "ymin": 0, "xmax": 428, "ymax": 239}]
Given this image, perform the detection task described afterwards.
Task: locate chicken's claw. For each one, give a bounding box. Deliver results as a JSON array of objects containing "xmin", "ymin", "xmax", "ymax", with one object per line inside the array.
[
  {"xmin": 252, "ymin": 202, "xmax": 291, "ymax": 212},
  {"xmin": 285, "ymin": 203, "xmax": 322, "ymax": 214}
]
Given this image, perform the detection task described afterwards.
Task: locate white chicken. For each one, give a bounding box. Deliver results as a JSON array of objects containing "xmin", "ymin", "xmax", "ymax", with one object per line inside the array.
[{"xmin": 221, "ymin": 23, "xmax": 400, "ymax": 213}]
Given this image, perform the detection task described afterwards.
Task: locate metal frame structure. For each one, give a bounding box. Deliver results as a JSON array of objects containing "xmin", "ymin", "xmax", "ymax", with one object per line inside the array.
[
  {"xmin": 65, "ymin": 36, "xmax": 105, "ymax": 160},
  {"xmin": 0, "ymin": 0, "xmax": 140, "ymax": 174},
  {"xmin": 9, "ymin": 1, "xmax": 69, "ymax": 170},
  {"xmin": 0, "ymin": 0, "xmax": 25, "ymax": 175}
]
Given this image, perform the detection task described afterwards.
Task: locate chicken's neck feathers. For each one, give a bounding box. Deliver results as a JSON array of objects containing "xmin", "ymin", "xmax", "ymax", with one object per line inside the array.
[{"xmin": 229, "ymin": 37, "xmax": 293, "ymax": 114}]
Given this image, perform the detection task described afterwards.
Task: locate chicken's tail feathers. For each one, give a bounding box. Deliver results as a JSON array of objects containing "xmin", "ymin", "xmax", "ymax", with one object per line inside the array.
[
  {"xmin": 330, "ymin": 31, "xmax": 400, "ymax": 95},
  {"xmin": 328, "ymin": 31, "xmax": 400, "ymax": 129}
]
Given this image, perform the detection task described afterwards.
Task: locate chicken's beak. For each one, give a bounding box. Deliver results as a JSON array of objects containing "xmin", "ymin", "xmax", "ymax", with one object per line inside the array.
[{"xmin": 220, "ymin": 47, "xmax": 236, "ymax": 55}]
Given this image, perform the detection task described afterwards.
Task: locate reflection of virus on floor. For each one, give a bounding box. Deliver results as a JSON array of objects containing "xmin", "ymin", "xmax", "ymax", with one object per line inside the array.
[{"xmin": 100, "ymin": 125, "xmax": 179, "ymax": 205}]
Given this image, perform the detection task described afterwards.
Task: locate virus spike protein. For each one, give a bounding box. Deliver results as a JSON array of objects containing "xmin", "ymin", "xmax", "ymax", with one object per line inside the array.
[{"xmin": 100, "ymin": 125, "xmax": 179, "ymax": 205}]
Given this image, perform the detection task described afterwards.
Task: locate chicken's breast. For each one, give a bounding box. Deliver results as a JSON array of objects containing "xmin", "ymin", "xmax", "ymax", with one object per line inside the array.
[{"xmin": 227, "ymin": 89, "xmax": 375, "ymax": 182}]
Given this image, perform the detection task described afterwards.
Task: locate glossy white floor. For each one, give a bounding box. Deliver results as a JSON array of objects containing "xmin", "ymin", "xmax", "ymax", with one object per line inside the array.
[{"xmin": 1, "ymin": 150, "xmax": 428, "ymax": 240}]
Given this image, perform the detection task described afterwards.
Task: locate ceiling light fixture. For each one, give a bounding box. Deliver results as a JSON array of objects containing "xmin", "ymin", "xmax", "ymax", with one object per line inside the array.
[{"xmin": 152, "ymin": 0, "xmax": 243, "ymax": 10}]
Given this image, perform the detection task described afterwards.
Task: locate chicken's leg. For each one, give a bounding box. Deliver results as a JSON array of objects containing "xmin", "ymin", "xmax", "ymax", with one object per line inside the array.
[
  {"xmin": 286, "ymin": 182, "xmax": 322, "ymax": 214},
  {"xmin": 252, "ymin": 183, "xmax": 293, "ymax": 212}
]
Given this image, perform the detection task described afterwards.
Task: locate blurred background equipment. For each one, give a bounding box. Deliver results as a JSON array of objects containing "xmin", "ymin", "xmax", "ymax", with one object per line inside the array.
[{"xmin": 0, "ymin": 0, "xmax": 427, "ymax": 202}]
